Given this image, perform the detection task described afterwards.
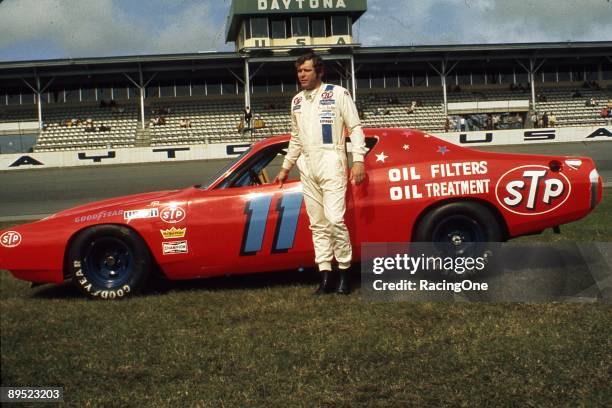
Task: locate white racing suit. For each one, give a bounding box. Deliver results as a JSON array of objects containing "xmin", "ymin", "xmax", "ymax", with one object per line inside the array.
[{"xmin": 282, "ymin": 83, "xmax": 367, "ymax": 272}]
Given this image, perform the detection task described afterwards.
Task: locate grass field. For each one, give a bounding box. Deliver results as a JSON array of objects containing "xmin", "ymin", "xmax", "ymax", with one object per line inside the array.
[{"xmin": 1, "ymin": 191, "xmax": 610, "ymax": 406}]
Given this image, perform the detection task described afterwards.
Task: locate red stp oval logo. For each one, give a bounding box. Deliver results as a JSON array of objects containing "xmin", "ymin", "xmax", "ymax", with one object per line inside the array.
[
  {"xmin": 160, "ymin": 206, "xmax": 186, "ymax": 224},
  {"xmin": 495, "ymin": 165, "xmax": 571, "ymax": 216},
  {"xmin": 1, "ymin": 231, "xmax": 22, "ymax": 248}
]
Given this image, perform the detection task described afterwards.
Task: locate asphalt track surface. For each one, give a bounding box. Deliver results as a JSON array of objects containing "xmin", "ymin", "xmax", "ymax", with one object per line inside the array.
[{"xmin": 1, "ymin": 142, "xmax": 610, "ymax": 221}]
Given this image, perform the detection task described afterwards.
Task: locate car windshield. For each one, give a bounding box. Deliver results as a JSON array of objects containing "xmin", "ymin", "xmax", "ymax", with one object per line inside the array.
[{"xmin": 199, "ymin": 146, "xmax": 253, "ymax": 190}]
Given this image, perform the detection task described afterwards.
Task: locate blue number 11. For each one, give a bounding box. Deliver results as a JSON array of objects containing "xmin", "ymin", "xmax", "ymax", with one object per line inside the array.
[{"xmin": 241, "ymin": 192, "xmax": 303, "ymax": 255}]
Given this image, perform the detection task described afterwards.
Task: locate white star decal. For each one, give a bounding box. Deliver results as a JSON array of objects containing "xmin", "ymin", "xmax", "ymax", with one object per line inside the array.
[
  {"xmin": 402, "ymin": 144, "xmax": 410, "ymax": 151},
  {"xmin": 376, "ymin": 152, "xmax": 388, "ymax": 163}
]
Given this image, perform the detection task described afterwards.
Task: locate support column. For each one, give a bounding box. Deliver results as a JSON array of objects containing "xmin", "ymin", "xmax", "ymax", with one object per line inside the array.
[
  {"xmin": 139, "ymin": 66, "xmax": 146, "ymax": 130},
  {"xmin": 36, "ymin": 76, "xmax": 43, "ymax": 129},
  {"xmin": 517, "ymin": 58, "xmax": 545, "ymax": 112},
  {"xmin": 350, "ymin": 54, "xmax": 357, "ymax": 101},
  {"xmin": 530, "ymin": 59, "xmax": 536, "ymax": 110},
  {"xmin": 441, "ymin": 60, "xmax": 448, "ymax": 117},
  {"xmin": 244, "ymin": 59, "xmax": 251, "ymax": 109},
  {"xmin": 21, "ymin": 75, "xmax": 54, "ymax": 130}
]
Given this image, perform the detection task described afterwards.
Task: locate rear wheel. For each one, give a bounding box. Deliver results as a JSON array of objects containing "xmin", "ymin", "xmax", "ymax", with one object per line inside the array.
[
  {"xmin": 413, "ymin": 202, "xmax": 502, "ymax": 276},
  {"xmin": 67, "ymin": 225, "xmax": 152, "ymax": 299}
]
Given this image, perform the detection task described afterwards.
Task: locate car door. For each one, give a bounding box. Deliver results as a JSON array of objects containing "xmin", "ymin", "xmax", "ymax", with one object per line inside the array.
[{"xmin": 187, "ymin": 140, "xmax": 315, "ymax": 278}]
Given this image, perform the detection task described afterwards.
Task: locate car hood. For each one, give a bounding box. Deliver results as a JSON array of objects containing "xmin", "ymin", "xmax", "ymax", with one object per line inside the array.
[{"xmin": 48, "ymin": 189, "xmax": 181, "ymax": 219}]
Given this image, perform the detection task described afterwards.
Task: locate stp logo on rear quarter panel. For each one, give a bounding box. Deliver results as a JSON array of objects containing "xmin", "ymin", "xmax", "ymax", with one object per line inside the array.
[
  {"xmin": 495, "ymin": 165, "xmax": 571, "ymax": 215},
  {"xmin": 1, "ymin": 231, "xmax": 22, "ymax": 247},
  {"xmin": 160, "ymin": 206, "xmax": 186, "ymax": 224}
]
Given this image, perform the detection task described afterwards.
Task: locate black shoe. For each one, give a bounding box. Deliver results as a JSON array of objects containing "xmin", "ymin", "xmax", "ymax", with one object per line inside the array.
[
  {"xmin": 336, "ymin": 268, "xmax": 351, "ymax": 295},
  {"xmin": 313, "ymin": 270, "xmax": 333, "ymax": 296}
]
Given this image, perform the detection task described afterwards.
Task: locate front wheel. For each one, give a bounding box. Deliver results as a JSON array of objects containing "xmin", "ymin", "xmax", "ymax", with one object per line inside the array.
[{"xmin": 67, "ymin": 225, "xmax": 152, "ymax": 299}]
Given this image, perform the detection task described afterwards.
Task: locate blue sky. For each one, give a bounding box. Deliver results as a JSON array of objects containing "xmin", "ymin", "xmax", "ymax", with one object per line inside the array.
[{"xmin": 1, "ymin": 0, "xmax": 610, "ymax": 62}]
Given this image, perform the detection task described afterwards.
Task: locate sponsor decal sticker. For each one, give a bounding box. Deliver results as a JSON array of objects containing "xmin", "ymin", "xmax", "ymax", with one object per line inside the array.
[
  {"xmin": 160, "ymin": 227, "xmax": 187, "ymax": 239},
  {"xmin": 75, "ymin": 209, "xmax": 124, "ymax": 223},
  {"xmin": 160, "ymin": 206, "xmax": 186, "ymax": 224},
  {"xmin": 321, "ymin": 91, "xmax": 334, "ymax": 100},
  {"xmin": 163, "ymin": 240, "xmax": 189, "ymax": 255},
  {"xmin": 124, "ymin": 208, "xmax": 159, "ymax": 221},
  {"xmin": 1, "ymin": 231, "xmax": 22, "ymax": 248},
  {"xmin": 495, "ymin": 165, "xmax": 571, "ymax": 216},
  {"xmin": 387, "ymin": 161, "xmax": 490, "ymax": 201},
  {"xmin": 293, "ymin": 96, "xmax": 302, "ymax": 105}
]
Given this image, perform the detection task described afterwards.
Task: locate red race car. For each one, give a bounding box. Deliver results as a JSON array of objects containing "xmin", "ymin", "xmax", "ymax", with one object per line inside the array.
[{"xmin": 0, "ymin": 128, "xmax": 603, "ymax": 299}]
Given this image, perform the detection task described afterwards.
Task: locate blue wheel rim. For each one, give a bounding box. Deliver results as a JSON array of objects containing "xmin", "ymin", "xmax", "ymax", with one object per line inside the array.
[
  {"xmin": 432, "ymin": 214, "xmax": 485, "ymax": 256},
  {"xmin": 83, "ymin": 237, "xmax": 133, "ymax": 288}
]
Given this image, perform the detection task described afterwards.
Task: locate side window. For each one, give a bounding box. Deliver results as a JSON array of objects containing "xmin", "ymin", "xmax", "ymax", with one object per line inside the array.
[{"xmin": 220, "ymin": 143, "xmax": 300, "ymax": 188}]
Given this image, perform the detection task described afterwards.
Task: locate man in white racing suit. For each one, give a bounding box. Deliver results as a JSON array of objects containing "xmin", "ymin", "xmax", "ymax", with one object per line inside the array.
[{"xmin": 275, "ymin": 52, "xmax": 367, "ymax": 295}]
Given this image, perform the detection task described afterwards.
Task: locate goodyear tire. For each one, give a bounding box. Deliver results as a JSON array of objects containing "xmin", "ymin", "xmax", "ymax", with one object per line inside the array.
[
  {"xmin": 413, "ymin": 202, "xmax": 502, "ymax": 277},
  {"xmin": 67, "ymin": 225, "xmax": 152, "ymax": 299}
]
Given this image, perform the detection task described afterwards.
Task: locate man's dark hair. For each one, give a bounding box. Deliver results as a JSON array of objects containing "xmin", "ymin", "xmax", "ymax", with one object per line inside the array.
[{"xmin": 295, "ymin": 52, "xmax": 324, "ymax": 75}]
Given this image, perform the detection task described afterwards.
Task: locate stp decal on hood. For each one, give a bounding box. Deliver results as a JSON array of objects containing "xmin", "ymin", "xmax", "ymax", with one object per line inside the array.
[
  {"xmin": 495, "ymin": 165, "xmax": 571, "ymax": 216},
  {"xmin": 1, "ymin": 231, "xmax": 22, "ymax": 248}
]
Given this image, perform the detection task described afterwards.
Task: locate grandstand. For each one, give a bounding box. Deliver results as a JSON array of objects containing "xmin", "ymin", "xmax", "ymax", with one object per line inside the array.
[{"xmin": 1, "ymin": 0, "xmax": 611, "ymax": 154}]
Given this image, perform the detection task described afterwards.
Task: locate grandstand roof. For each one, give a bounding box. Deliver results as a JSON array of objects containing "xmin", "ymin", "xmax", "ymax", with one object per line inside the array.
[{"xmin": 1, "ymin": 41, "xmax": 610, "ymax": 90}]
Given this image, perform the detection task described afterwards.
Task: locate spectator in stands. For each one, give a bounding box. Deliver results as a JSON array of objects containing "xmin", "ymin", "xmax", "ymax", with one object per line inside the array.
[
  {"xmin": 99, "ymin": 124, "xmax": 111, "ymax": 132},
  {"xmin": 549, "ymin": 113, "xmax": 556, "ymax": 127},
  {"xmin": 537, "ymin": 94, "xmax": 547, "ymax": 102},
  {"xmin": 571, "ymin": 90, "xmax": 582, "ymax": 98},
  {"xmin": 151, "ymin": 116, "xmax": 166, "ymax": 126},
  {"xmin": 444, "ymin": 117, "xmax": 450, "ymax": 133},
  {"xmin": 600, "ymin": 107, "xmax": 610, "ymax": 118},
  {"xmin": 530, "ymin": 111, "xmax": 538, "ymax": 128},
  {"xmin": 387, "ymin": 96, "xmax": 399, "ymax": 105},
  {"xmin": 358, "ymin": 108, "xmax": 366, "ymax": 120},
  {"xmin": 542, "ymin": 112, "xmax": 549, "ymax": 128},
  {"xmin": 460, "ymin": 116, "xmax": 466, "ymax": 132},
  {"xmin": 180, "ymin": 118, "xmax": 191, "ymax": 128},
  {"xmin": 85, "ymin": 122, "xmax": 95, "ymax": 132},
  {"xmin": 492, "ymin": 114, "xmax": 500, "ymax": 130},
  {"xmin": 407, "ymin": 100, "xmax": 417, "ymax": 114},
  {"xmin": 99, "ymin": 100, "xmax": 108, "ymax": 108},
  {"xmin": 586, "ymin": 97, "xmax": 597, "ymax": 107},
  {"xmin": 244, "ymin": 106, "xmax": 252, "ymax": 129}
]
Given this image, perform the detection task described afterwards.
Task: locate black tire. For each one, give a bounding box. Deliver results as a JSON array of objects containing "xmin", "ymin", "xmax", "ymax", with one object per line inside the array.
[
  {"xmin": 67, "ymin": 225, "xmax": 152, "ymax": 299},
  {"xmin": 413, "ymin": 202, "xmax": 502, "ymax": 277}
]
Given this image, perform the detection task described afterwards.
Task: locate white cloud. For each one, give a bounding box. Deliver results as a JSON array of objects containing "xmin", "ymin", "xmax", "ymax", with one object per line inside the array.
[
  {"xmin": 358, "ymin": 0, "xmax": 612, "ymax": 46},
  {"xmin": 0, "ymin": 0, "xmax": 609, "ymax": 61},
  {"xmin": 0, "ymin": 0, "xmax": 150, "ymax": 57},
  {"xmin": 153, "ymin": 3, "xmax": 225, "ymax": 54}
]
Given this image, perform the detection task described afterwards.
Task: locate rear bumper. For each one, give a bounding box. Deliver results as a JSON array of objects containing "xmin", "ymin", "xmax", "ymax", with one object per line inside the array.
[{"xmin": 590, "ymin": 169, "xmax": 603, "ymax": 210}]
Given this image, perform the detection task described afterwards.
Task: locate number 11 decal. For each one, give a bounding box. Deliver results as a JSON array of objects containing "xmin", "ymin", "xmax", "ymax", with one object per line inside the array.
[{"xmin": 241, "ymin": 192, "xmax": 303, "ymax": 255}]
